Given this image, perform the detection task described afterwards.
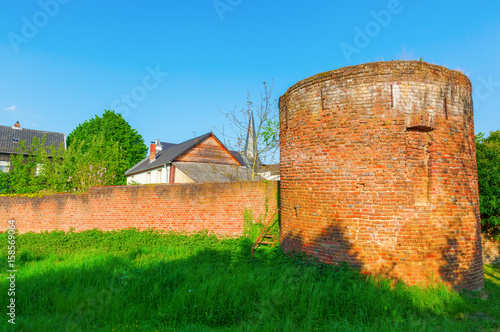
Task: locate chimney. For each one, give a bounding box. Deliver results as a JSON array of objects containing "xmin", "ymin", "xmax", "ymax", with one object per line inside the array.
[
  {"xmin": 13, "ymin": 121, "xmax": 21, "ymax": 130},
  {"xmin": 149, "ymin": 143, "xmax": 156, "ymax": 163}
]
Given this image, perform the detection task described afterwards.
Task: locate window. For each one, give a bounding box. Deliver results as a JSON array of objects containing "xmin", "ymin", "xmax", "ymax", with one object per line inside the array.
[
  {"xmin": 0, "ymin": 161, "xmax": 10, "ymax": 173},
  {"xmin": 157, "ymin": 169, "xmax": 162, "ymax": 183}
]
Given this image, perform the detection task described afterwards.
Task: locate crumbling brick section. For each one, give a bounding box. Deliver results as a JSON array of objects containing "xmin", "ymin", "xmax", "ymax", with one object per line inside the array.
[
  {"xmin": 0, "ymin": 181, "xmax": 277, "ymax": 237},
  {"xmin": 279, "ymin": 61, "xmax": 483, "ymax": 290}
]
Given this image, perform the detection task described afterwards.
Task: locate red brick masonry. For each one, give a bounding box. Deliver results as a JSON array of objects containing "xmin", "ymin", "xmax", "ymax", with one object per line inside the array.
[
  {"xmin": 0, "ymin": 181, "xmax": 278, "ymax": 236},
  {"xmin": 279, "ymin": 61, "xmax": 484, "ymax": 290}
]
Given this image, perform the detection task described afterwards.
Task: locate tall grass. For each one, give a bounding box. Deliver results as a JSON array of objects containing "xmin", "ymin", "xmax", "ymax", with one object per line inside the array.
[{"xmin": 0, "ymin": 229, "xmax": 498, "ymax": 331}]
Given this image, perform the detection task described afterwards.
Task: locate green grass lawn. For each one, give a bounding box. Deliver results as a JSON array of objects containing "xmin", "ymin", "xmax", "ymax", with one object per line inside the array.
[{"xmin": 0, "ymin": 229, "xmax": 499, "ymax": 331}]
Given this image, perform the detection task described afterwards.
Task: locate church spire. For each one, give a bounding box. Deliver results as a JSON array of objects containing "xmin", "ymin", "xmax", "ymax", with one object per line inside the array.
[{"xmin": 244, "ymin": 111, "xmax": 260, "ymax": 170}]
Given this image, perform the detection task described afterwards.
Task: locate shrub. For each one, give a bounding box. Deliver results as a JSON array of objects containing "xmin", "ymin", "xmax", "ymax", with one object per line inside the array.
[{"xmin": 476, "ymin": 131, "xmax": 500, "ymax": 239}]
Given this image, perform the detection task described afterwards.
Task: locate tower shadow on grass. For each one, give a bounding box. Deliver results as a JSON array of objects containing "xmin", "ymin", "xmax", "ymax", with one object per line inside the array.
[{"xmin": 0, "ymin": 230, "xmax": 497, "ymax": 331}]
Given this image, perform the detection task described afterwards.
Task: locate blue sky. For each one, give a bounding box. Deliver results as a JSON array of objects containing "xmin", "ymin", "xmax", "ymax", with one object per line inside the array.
[{"xmin": 1, "ymin": 0, "xmax": 499, "ymax": 148}]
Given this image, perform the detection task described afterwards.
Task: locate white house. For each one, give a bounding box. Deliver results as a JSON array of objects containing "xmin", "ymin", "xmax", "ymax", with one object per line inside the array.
[
  {"xmin": 125, "ymin": 113, "xmax": 280, "ymax": 184},
  {"xmin": 125, "ymin": 132, "xmax": 255, "ymax": 184}
]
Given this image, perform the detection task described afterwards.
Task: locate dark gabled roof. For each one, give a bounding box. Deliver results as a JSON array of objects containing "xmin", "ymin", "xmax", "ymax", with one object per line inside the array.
[
  {"xmin": 125, "ymin": 132, "xmax": 248, "ymax": 176},
  {"xmin": 173, "ymin": 162, "xmax": 258, "ymax": 182},
  {"xmin": 125, "ymin": 133, "xmax": 212, "ymax": 176},
  {"xmin": 160, "ymin": 142, "xmax": 177, "ymax": 150},
  {"xmin": 230, "ymin": 150, "xmax": 247, "ymax": 166},
  {"xmin": 0, "ymin": 124, "xmax": 65, "ymax": 155}
]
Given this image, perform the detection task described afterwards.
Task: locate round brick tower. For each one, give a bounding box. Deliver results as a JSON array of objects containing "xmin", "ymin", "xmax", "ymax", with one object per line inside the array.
[{"xmin": 279, "ymin": 61, "xmax": 484, "ymax": 290}]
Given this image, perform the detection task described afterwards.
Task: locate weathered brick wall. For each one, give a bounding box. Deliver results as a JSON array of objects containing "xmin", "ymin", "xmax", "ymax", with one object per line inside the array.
[
  {"xmin": 0, "ymin": 181, "xmax": 278, "ymax": 236},
  {"xmin": 279, "ymin": 61, "xmax": 483, "ymax": 290}
]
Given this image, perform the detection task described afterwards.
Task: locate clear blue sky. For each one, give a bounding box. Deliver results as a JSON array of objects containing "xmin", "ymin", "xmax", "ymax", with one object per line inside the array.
[{"xmin": 1, "ymin": 0, "xmax": 499, "ymax": 147}]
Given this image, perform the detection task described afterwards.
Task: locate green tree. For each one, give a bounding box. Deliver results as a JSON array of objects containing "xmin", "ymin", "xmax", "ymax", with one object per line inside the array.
[
  {"xmin": 66, "ymin": 110, "xmax": 147, "ymax": 184},
  {"xmin": 0, "ymin": 170, "xmax": 11, "ymax": 194},
  {"xmin": 63, "ymin": 134, "xmax": 125, "ymax": 192},
  {"xmin": 476, "ymin": 130, "xmax": 500, "ymax": 239},
  {"xmin": 8, "ymin": 136, "xmax": 59, "ymax": 194},
  {"xmin": 5, "ymin": 134, "xmax": 125, "ymax": 194}
]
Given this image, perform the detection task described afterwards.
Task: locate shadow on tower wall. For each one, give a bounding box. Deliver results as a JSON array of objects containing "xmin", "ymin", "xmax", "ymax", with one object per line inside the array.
[
  {"xmin": 437, "ymin": 111, "xmax": 484, "ymax": 290},
  {"xmin": 282, "ymin": 223, "xmax": 372, "ymax": 273},
  {"xmin": 281, "ymin": 218, "xmax": 479, "ymax": 290}
]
